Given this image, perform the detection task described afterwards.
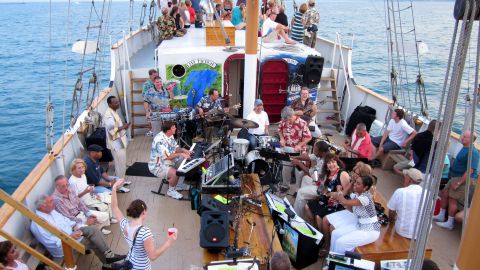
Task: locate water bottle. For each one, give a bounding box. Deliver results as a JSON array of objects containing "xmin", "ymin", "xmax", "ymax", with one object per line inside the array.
[{"xmin": 313, "ymin": 169, "xmax": 318, "ymax": 182}]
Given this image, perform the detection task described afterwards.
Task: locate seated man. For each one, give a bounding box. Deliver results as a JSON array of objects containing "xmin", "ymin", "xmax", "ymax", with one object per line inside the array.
[
  {"xmin": 292, "ymin": 140, "xmax": 330, "ymax": 217},
  {"xmin": 261, "ymin": 6, "xmax": 295, "ymax": 44},
  {"xmin": 343, "ymin": 122, "xmax": 372, "ymax": 160},
  {"xmin": 434, "ymin": 131, "xmax": 479, "ymax": 230},
  {"xmin": 84, "ymin": 144, "xmax": 130, "ymax": 193},
  {"xmin": 278, "ymin": 106, "xmax": 312, "ymax": 191},
  {"xmin": 157, "ymin": 7, "xmax": 177, "ymax": 40},
  {"xmin": 393, "ymin": 120, "xmax": 437, "ymax": 175},
  {"xmin": 148, "ymin": 121, "xmax": 193, "ymax": 200},
  {"xmin": 246, "ymin": 99, "xmax": 270, "ymax": 150},
  {"xmin": 52, "ymin": 175, "xmax": 111, "ymax": 235},
  {"xmin": 290, "ymin": 86, "xmax": 322, "ymax": 138},
  {"xmin": 31, "ymin": 195, "xmax": 125, "ymax": 268},
  {"xmin": 370, "ymin": 108, "xmax": 417, "ymax": 164},
  {"xmin": 388, "ymin": 168, "xmax": 425, "ymax": 239}
]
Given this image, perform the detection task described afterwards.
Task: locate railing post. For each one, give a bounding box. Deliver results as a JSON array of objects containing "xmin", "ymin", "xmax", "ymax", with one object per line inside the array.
[{"xmin": 62, "ymin": 241, "xmax": 76, "ymax": 269}]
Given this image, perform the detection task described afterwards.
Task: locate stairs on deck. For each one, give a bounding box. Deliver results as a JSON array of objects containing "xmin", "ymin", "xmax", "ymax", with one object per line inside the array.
[
  {"xmin": 316, "ymin": 69, "xmax": 342, "ymax": 131},
  {"xmin": 129, "ymin": 72, "xmax": 149, "ymax": 137}
]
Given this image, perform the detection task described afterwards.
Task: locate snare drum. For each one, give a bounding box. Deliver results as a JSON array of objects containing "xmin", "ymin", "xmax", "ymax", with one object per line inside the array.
[
  {"xmin": 245, "ymin": 150, "xmax": 270, "ymax": 179},
  {"xmin": 232, "ymin": 138, "xmax": 249, "ymax": 159}
]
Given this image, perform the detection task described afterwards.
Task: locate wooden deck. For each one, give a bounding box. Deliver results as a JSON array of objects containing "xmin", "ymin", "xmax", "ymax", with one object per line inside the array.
[{"xmin": 74, "ymin": 128, "xmax": 461, "ymax": 270}]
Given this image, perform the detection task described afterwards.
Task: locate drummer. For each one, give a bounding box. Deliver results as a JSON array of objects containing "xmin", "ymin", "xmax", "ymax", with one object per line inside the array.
[
  {"xmin": 278, "ymin": 106, "xmax": 312, "ymax": 192},
  {"xmin": 291, "ymin": 86, "xmax": 322, "ymax": 138},
  {"xmin": 246, "ymin": 99, "xmax": 270, "ymax": 150}
]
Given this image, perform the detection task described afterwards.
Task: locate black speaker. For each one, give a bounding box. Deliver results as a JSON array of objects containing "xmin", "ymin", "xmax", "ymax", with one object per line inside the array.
[
  {"xmin": 303, "ymin": 55, "xmax": 324, "ymax": 86},
  {"xmin": 197, "ymin": 195, "xmax": 231, "ymax": 216},
  {"xmin": 200, "ymin": 211, "xmax": 230, "ymax": 250}
]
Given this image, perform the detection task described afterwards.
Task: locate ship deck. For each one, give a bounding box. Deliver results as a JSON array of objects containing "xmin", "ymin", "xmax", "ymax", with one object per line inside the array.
[{"xmin": 75, "ymin": 128, "xmax": 461, "ymax": 270}]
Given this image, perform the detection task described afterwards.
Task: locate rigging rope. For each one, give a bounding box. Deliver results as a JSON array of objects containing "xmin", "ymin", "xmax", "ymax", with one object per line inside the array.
[
  {"xmin": 46, "ymin": 0, "xmax": 54, "ymax": 152},
  {"xmin": 408, "ymin": 1, "xmax": 477, "ymax": 268},
  {"xmin": 140, "ymin": 0, "xmax": 148, "ymax": 27}
]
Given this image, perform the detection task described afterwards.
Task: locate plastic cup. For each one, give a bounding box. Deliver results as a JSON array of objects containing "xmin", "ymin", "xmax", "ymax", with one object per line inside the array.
[{"xmin": 168, "ymin": 228, "xmax": 177, "ymax": 236}]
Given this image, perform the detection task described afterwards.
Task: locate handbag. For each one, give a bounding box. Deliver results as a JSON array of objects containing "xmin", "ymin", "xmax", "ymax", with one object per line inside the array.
[{"xmin": 115, "ymin": 225, "xmax": 144, "ymax": 270}]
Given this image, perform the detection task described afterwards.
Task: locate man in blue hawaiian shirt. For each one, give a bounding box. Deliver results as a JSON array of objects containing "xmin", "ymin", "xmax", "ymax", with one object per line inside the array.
[{"xmin": 148, "ymin": 121, "xmax": 193, "ymax": 200}]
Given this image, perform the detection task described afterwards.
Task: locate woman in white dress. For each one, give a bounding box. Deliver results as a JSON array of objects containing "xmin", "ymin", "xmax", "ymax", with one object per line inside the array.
[
  {"xmin": 68, "ymin": 159, "xmax": 117, "ymax": 234},
  {"xmin": 0, "ymin": 241, "xmax": 30, "ymax": 270},
  {"xmin": 329, "ymin": 175, "xmax": 380, "ymax": 253}
]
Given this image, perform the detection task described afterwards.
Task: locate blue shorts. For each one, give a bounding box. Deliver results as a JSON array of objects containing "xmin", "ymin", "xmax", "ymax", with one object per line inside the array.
[{"xmin": 371, "ymin": 136, "xmax": 401, "ymax": 153}]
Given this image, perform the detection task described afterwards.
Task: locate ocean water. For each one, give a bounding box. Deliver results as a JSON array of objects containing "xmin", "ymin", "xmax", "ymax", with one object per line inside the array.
[{"xmin": 0, "ymin": 0, "xmax": 476, "ymax": 195}]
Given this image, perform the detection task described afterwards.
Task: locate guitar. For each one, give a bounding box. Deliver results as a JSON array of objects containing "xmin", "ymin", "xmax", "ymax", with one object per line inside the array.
[
  {"xmin": 296, "ymin": 99, "xmax": 328, "ymax": 123},
  {"xmin": 199, "ymin": 103, "xmax": 242, "ymax": 120}
]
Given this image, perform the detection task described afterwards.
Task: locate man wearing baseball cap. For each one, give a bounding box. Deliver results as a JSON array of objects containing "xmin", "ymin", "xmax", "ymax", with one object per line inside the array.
[
  {"xmin": 84, "ymin": 144, "xmax": 131, "ymax": 193},
  {"xmin": 387, "ymin": 168, "xmax": 425, "ymax": 239},
  {"xmin": 246, "ymin": 99, "xmax": 270, "ymax": 150}
]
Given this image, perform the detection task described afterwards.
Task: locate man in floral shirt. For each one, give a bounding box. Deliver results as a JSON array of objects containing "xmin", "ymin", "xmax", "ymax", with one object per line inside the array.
[
  {"xmin": 303, "ymin": 0, "xmax": 320, "ymax": 48},
  {"xmin": 278, "ymin": 106, "xmax": 312, "ymax": 191},
  {"xmin": 148, "ymin": 121, "xmax": 193, "ymax": 199},
  {"xmin": 157, "ymin": 7, "xmax": 176, "ymax": 40}
]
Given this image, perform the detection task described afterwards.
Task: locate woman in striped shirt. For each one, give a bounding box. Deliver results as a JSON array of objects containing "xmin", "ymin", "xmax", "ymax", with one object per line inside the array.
[
  {"xmin": 290, "ymin": 3, "xmax": 307, "ymax": 42},
  {"xmin": 111, "ymin": 179, "xmax": 177, "ymax": 270}
]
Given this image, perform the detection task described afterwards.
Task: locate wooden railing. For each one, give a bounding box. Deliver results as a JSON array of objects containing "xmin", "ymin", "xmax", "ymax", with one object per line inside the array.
[{"xmin": 0, "ymin": 189, "xmax": 85, "ymax": 269}]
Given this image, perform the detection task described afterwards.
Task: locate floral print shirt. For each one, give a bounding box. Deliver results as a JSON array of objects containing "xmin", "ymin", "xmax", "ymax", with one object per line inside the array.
[{"xmin": 278, "ymin": 117, "xmax": 312, "ymax": 147}]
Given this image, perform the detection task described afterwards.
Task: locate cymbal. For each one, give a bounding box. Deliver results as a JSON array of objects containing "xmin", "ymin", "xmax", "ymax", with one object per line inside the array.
[{"xmin": 231, "ymin": 118, "xmax": 259, "ymax": 129}]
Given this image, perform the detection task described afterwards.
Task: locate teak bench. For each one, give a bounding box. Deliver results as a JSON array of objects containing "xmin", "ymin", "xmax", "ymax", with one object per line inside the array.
[{"xmin": 355, "ymin": 191, "xmax": 432, "ymax": 267}]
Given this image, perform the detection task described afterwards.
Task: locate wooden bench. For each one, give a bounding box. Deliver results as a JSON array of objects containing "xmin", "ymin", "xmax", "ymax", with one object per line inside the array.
[
  {"xmin": 355, "ymin": 191, "xmax": 432, "ymax": 267},
  {"xmin": 380, "ymin": 149, "xmax": 408, "ymax": 170}
]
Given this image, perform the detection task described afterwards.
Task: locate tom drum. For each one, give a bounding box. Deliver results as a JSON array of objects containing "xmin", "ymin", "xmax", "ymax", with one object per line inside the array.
[{"xmin": 232, "ymin": 138, "xmax": 249, "ymax": 159}]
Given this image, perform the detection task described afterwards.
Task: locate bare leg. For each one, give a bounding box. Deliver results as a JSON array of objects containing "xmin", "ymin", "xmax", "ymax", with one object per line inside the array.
[
  {"xmin": 370, "ymin": 147, "xmax": 384, "ymax": 161},
  {"xmin": 277, "ymin": 28, "xmax": 295, "ymax": 44},
  {"xmin": 322, "ymin": 218, "xmax": 332, "ymax": 248},
  {"xmin": 447, "ymin": 197, "xmax": 458, "ymax": 217},
  {"xmin": 167, "ymin": 168, "xmax": 179, "ymax": 187},
  {"xmin": 440, "ymin": 187, "xmax": 449, "ymax": 209},
  {"xmin": 315, "ymin": 216, "xmax": 323, "ymax": 232},
  {"xmin": 304, "ymin": 204, "xmax": 315, "ymax": 226}
]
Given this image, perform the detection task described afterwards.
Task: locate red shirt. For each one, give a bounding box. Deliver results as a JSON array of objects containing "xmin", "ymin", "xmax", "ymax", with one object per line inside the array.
[
  {"xmin": 187, "ymin": 6, "xmax": 196, "ymax": 24},
  {"xmin": 350, "ymin": 129, "xmax": 372, "ymax": 159},
  {"xmin": 278, "ymin": 117, "xmax": 312, "ymax": 148}
]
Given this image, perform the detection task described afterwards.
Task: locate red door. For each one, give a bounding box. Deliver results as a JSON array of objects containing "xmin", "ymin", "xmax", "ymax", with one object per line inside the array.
[{"xmin": 260, "ymin": 60, "xmax": 288, "ymax": 123}]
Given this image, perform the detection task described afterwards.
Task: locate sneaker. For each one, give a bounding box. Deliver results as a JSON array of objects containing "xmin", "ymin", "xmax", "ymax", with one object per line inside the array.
[
  {"xmin": 110, "ymin": 218, "xmax": 118, "ymax": 224},
  {"xmin": 167, "ymin": 189, "xmax": 183, "ymax": 200},
  {"xmin": 436, "ymin": 221, "xmax": 454, "ymax": 230},
  {"xmin": 175, "ymin": 183, "xmax": 190, "ymax": 191},
  {"xmin": 123, "ymin": 180, "xmax": 132, "ymax": 185},
  {"xmin": 101, "ymin": 228, "xmax": 112, "ymax": 235},
  {"xmin": 117, "ymin": 187, "xmax": 130, "ymax": 193},
  {"xmin": 146, "ymin": 130, "xmax": 153, "ymax": 137},
  {"xmin": 432, "ymin": 213, "xmax": 445, "ymax": 222}
]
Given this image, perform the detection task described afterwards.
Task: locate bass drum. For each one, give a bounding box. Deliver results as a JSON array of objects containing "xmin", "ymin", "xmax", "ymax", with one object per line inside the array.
[{"xmin": 245, "ymin": 150, "xmax": 270, "ymax": 180}]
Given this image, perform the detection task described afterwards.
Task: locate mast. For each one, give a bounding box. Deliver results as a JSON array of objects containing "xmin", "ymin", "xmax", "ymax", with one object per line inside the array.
[{"xmin": 242, "ymin": 0, "xmax": 259, "ymax": 118}]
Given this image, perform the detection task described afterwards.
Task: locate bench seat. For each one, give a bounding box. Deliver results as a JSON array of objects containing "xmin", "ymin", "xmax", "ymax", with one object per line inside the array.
[
  {"xmin": 380, "ymin": 150, "xmax": 408, "ymax": 170},
  {"xmin": 355, "ymin": 191, "xmax": 432, "ymax": 267}
]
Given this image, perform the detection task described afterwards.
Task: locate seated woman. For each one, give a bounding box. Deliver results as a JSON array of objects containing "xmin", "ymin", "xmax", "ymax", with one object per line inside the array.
[
  {"xmin": 111, "ymin": 179, "xmax": 177, "ymax": 269},
  {"xmin": 231, "ymin": 4, "xmax": 246, "ymax": 30},
  {"xmin": 304, "ymin": 153, "xmax": 351, "ymax": 232},
  {"xmin": 329, "ymin": 175, "xmax": 380, "ymax": 254},
  {"xmin": 170, "ymin": 6, "xmax": 187, "ymax": 36},
  {"xmin": 0, "ymin": 241, "xmax": 30, "ymax": 270},
  {"xmin": 322, "ymin": 162, "xmax": 373, "ymax": 249},
  {"xmin": 68, "ymin": 159, "xmax": 117, "ymax": 224}
]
